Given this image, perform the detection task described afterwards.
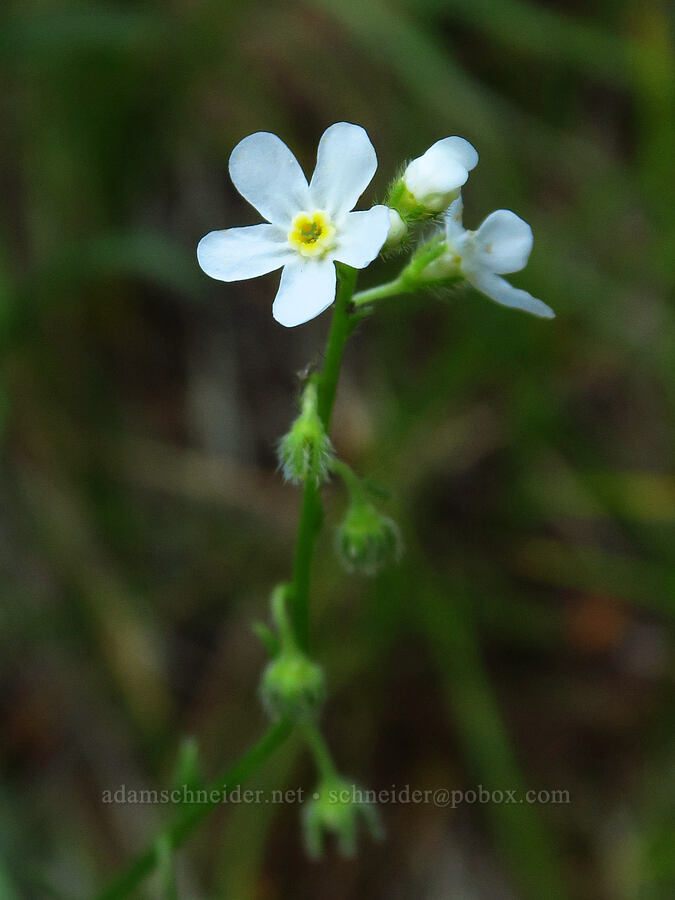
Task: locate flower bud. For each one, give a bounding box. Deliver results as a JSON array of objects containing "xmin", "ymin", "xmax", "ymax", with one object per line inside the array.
[
  {"xmin": 402, "ymin": 136, "xmax": 478, "ymax": 213},
  {"xmin": 383, "ymin": 208, "xmax": 407, "ymax": 250},
  {"xmin": 260, "ymin": 650, "xmax": 325, "ymax": 722},
  {"xmin": 277, "ymin": 382, "xmax": 334, "ymax": 486},
  {"xmin": 336, "ymin": 500, "xmax": 402, "ymax": 576},
  {"xmin": 302, "ymin": 776, "xmax": 384, "ymax": 859}
]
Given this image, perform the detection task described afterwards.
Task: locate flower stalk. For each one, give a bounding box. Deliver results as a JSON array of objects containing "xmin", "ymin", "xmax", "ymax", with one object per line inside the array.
[
  {"xmin": 352, "ymin": 275, "xmax": 410, "ymax": 308},
  {"xmin": 289, "ymin": 263, "xmax": 357, "ymax": 651},
  {"xmin": 299, "ymin": 720, "xmax": 339, "ymax": 783}
]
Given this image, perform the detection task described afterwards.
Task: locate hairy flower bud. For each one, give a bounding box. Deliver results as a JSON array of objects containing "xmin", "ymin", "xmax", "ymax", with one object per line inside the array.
[
  {"xmin": 260, "ymin": 650, "xmax": 325, "ymax": 722},
  {"xmin": 277, "ymin": 381, "xmax": 334, "ymax": 486},
  {"xmin": 336, "ymin": 500, "xmax": 402, "ymax": 576},
  {"xmin": 302, "ymin": 776, "xmax": 384, "ymax": 859}
]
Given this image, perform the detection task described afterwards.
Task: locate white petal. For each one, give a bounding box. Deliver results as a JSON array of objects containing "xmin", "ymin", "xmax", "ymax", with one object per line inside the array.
[
  {"xmin": 405, "ymin": 151, "xmax": 467, "ymax": 204},
  {"xmin": 432, "ymin": 136, "xmax": 478, "ymax": 173},
  {"xmin": 272, "ymin": 258, "xmax": 337, "ymax": 327},
  {"xmin": 333, "ymin": 206, "xmax": 390, "ymax": 268},
  {"xmin": 309, "ymin": 122, "xmax": 378, "ymax": 219},
  {"xmin": 197, "ymin": 224, "xmax": 292, "ymax": 281},
  {"xmin": 228, "ymin": 132, "xmax": 311, "ymax": 227},
  {"xmin": 472, "ymin": 210, "xmax": 533, "ymax": 274},
  {"xmin": 470, "ymin": 270, "xmax": 555, "ymax": 319},
  {"xmin": 444, "ymin": 194, "xmax": 465, "ymax": 242}
]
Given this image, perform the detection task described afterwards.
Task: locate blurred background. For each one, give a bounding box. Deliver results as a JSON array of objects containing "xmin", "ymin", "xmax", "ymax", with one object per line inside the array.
[{"xmin": 1, "ymin": 0, "xmax": 673, "ymax": 897}]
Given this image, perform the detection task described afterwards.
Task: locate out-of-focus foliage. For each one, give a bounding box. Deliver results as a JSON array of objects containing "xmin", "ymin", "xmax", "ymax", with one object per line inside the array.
[{"xmin": 0, "ymin": 0, "xmax": 673, "ymax": 897}]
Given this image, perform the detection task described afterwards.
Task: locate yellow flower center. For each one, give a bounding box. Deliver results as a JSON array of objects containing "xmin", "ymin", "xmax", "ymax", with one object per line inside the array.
[{"xmin": 288, "ymin": 210, "xmax": 336, "ymax": 258}]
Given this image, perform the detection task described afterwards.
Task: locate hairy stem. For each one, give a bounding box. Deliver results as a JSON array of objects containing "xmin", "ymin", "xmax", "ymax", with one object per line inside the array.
[
  {"xmin": 290, "ymin": 264, "xmax": 357, "ymax": 651},
  {"xmin": 94, "ymin": 721, "xmax": 292, "ymax": 900}
]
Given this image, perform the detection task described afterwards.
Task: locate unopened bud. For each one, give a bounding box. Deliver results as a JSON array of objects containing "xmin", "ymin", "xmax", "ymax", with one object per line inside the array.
[{"xmin": 336, "ymin": 500, "xmax": 402, "ymax": 576}]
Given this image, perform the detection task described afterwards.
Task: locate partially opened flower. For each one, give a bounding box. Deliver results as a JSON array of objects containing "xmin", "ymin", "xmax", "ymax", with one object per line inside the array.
[
  {"xmin": 197, "ymin": 123, "xmax": 390, "ymax": 327},
  {"xmin": 302, "ymin": 776, "xmax": 384, "ymax": 859},
  {"xmin": 425, "ymin": 196, "xmax": 555, "ymax": 318},
  {"xmin": 401, "ymin": 136, "xmax": 478, "ymax": 213}
]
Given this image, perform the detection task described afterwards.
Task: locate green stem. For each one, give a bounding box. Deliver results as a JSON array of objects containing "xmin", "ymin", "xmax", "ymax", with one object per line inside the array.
[
  {"xmin": 155, "ymin": 836, "xmax": 178, "ymax": 900},
  {"xmin": 330, "ymin": 458, "xmax": 368, "ymax": 505},
  {"xmin": 317, "ymin": 265, "xmax": 357, "ymax": 426},
  {"xmin": 299, "ymin": 721, "xmax": 339, "ymax": 782},
  {"xmin": 271, "ymin": 583, "xmax": 297, "ymax": 652},
  {"xmin": 93, "ymin": 721, "xmax": 291, "ymax": 900},
  {"xmin": 352, "ymin": 275, "xmax": 409, "ymax": 308},
  {"xmin": 290, "ymin": 264, "xmax": 357, "ymax": 651}
]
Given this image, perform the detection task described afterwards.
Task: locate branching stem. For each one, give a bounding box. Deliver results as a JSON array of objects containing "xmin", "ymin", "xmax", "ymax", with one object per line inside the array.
[{"xmin": 352, "ymin": 275, "xmax": 409, "ymax": 308}]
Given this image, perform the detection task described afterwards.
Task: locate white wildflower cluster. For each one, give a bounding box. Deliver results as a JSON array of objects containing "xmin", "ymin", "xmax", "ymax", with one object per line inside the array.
[
  {"xmin": 197, "ymin": 122, "xmax": 554, "ymax": 325},
  {"xmin": 195, "ymin": 124, "xmax": 555, "ymax": 864}
]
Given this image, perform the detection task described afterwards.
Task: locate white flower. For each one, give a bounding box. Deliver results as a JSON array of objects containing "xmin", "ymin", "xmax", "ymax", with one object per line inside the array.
[
  {"xmin": 429, "ymin": 196, "xmax": 554, "ymax": 318},
  {"xmin": 197, "ymin": 122, "xmax": 390, "ymax": 327},
  {"xmin": 403, "ymin": 137, "xmax": 478, "ymax": 212}
]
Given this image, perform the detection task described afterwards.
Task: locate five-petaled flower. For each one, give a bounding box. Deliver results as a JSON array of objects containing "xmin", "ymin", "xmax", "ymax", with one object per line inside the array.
[
  {"xmin": 425, "ymin": 196, "xmax": 555, "ymax": 318},
  {"xmin": 197, "ymin": 122, "xmax": 390, "ymax": 327}
]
